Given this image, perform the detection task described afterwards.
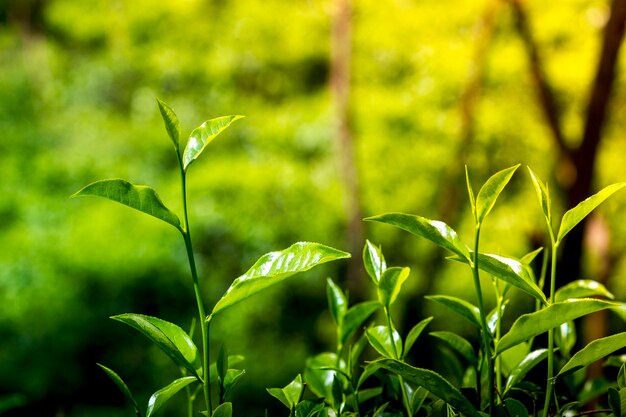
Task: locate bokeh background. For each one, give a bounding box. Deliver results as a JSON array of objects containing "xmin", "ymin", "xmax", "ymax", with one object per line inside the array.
[{"xmin": 2, "ymin": 0, "xmax": 626, "ymax": 415}]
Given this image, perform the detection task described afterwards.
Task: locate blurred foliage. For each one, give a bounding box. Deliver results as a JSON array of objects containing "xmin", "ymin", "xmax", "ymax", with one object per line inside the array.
[{"xmin": 1, "ymin": 0, "xmax": 626, "ymax": 416}]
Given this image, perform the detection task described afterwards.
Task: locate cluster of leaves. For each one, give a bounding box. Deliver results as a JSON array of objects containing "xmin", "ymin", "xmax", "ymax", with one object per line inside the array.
[
  {"xmin": 269, "ymin": 166, "xmax": 626, "ymax": 417},
  {"xmin": 72, "ymin": 102, "xmax": 626, "ymax": 417}
]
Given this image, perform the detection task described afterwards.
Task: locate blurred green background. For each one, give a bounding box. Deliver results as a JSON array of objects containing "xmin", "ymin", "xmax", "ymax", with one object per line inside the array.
[{"xmin": 2, "ymin": 0, "xmax": 626, "ymax": 415}]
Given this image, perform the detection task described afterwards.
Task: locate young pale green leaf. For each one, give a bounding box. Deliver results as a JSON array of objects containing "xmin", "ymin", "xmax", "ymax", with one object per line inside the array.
[
  {"xmin": 223, "ymin": 369, "xmax": 246, "ymax": 398},
  {"xmin": 340, "ymin": 301, "xmax": 379, "ymax": 345},
  {"xmin": 365, "ymin": 213, "xmax": 470, "ymax": 261},
  {"xmin": 212, "ymin": 402, "xmax": 233, "ymax": 417},
  {"xmin": 365, "ymin": 325, "xmax": 402, "ymax": 359},
  {"xmin": 520, "ymin": 247, "xmax": 543, "ymax": 265},
  {"xmin": 283, "ymin": 374, "xmax": 304, "ymax": 408},
  {"xmin": 97, "ymin": 364, "xmax": 142, "ymax": 417},
  {"xmin": 430, "ymin": 331, "xmax": 476, "ymax": 365},
  {"xmin": 267, "ymin": 388, "xmax": 290, "ymax": 409},
  {"xmin": 497, "ymin": 299, "xmax": 619, "ymax": 354},
  {"xmin": 326, "ymin": 278, "xmax": 348, "ymax": 326},
  {"xmin": 425, "ymin": 295, "xmax": 481, "ymax": 328},
  {"xmin": 555, "ymin": 321, "xmax": 576, "ymax": 358},
  {"xmin": 373, "ymin": 359, "xmax": 482, "ymax": 417},
  {"xmin": 182, "ymin": 115, "xmax": 244, "ymax": 170},
  {"xmin": 449, "ymin": 252, "xmax": 546, "ymax": 303},
  {"xmin": 504, "ymin": 349, "xmax": 548, "ymax": 393},
  {"xmin": 156, "ymin": 98, "xmax": 181, "ymax": 151},
  {"xmin": 558, "ymin": 332, "xmax": 626, "ymax": 378},
  {"xmin": 111, "ymin": 314, "xmax": 201, "ymax": 378},
  {"xmin": 403, "ymin": 317, "xmax": 434, "ymax": 360},
  {"xmin": 363, "ymin": 240, "xmax": 387, "ymax": 283},
  {"xmin": 72, "ymin": 179, "xmax": 181, "ymax": 230},
  {"xmin": 475, "ymin": 164, "xmax": 520, "ymax": 224},
  {"xmin": 303, "ymin": 352, "xmax": 339, "ymax": 399},
  {"xmin": 555, "ymin": 279, "xmax": 615, "ymax": 302},
  {"xmin": 211, "ymin": 242, "xmax": 350, "ymax": 316},
  {"xmin": 527, "ymin": 167, "xmax": 552, "ymax": 231},
  {"xmin": 209, "ymin": 355, "xmax": 244, "ymax": 383},
  {"xmin": 146, "ymin": 376, "xmax": 196, "ymax": 417},
  {"xmin": 465, "ymin": 166, "xmax": 476, "ymax": 218},
  {"xmin": 377, "ymin": 267, "xmax": 410, "ymax": 307},
  {"xmin": 557, "ymin": 183, "xmax": 626, "ymax": 243},
  {"xmin": 488, "ymin": 302, "xmax": 507, "ymax": 335}
]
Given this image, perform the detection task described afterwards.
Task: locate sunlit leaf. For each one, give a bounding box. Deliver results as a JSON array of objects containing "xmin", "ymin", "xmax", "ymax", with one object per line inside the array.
[
  {"xmin": 183, "ymin": 115, "xmax": 244, "ymax": 170},
  {"xmin": 558, "ymin": 333, "xmax": 626, "ymax": 377},
  {"xmin": 72, "ymin": 179, "xmax": 181, "ymax": 230},
  {"xmin": 504, "ymin": 349, "xmax": 548, "ymax": 392},
  {"xmin": 304, "ymin": 353, "xmax": 339, "ymax": 399},
  {"xmin": 365, "ymin": 213, "xmax": 470, "ymax": 261},
  {"xmin": 156, "ymin": 98, "xmax": 181, "ymax": 151},
  {"xmin": 97, "ymin": 364, "xmax": 141, "ymax": 417},
  {"xmin": 555, "ymin": 280, "xmax": 614, "ymax": 302},
  {"xmin": 475, "ymin": 164, "xmax": 520, "ymax": 224},
  {"xmin": 111, "ymin": 314, "xmax": 201, "ymax": 378},
  {"xmin": 555, "ymin": 321, "xmax": 576, "ymax": 358},
  {"xmin": 430, "ymin": 331, "xmax": 476, "ymax": 365},
  {"xmin": 527, "ymin": 167, "xmax": 552, "ymax": 231},
  {"xmin": 520, "ymin": 247, "xmax": 543, "ymax": 265},
  {"xmin": 377, "ymin": 267, "xmax": 410, "ymax": 307},
  {"xmin": 295, "ymin": 399, "xmax": 325, "ymax": 417},
  {"xmin": 403, "ymin": 317, "xmax": 434, "ymax": 360},
  {"xmin": 465, "ymin": 166, "xmax": 476, "ymax": 218},
  {"xmin": 373, "ymin": 359, "xmax": 482, "ymax": 417},
  {"xmin": 327, "ymin": 278, "xmax": 348, "ymax": 326},
  {"xmin": 497, "ymin": 299, "xmax": 619, "ymax": 354},
  {"xmin": 283, "ymin": 374, "xmax": 304, "ymax": 408},
  {"xmin": 557, "ymin": 183, "xmax": 626, "ymax": 243},
  {"xmin": 340, "ymin": 301, "xmax": 379, "ymax": 345},
  {"xmin": 363, "ymin": 240, "xmax": 386, "ymax": 283},
  {"xmin": 365, "ymin": 325, "xmax": 402, "ymax": 359},
  {"xmin": 146, "ymin": 377, "xmax": 196, "ymax": 417},
  {"xmin": 211, "ymin": 242, "xmax": 350, "ymax": 316},
  {"xmin": 425, "ymin": 295, "xmax": 481, "ymax": 328}
]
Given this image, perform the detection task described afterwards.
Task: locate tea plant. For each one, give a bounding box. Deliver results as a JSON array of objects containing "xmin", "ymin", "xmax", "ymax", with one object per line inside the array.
[{"xmin": 71, "ymin": 100, "xmax": 350, "ymax": 417}]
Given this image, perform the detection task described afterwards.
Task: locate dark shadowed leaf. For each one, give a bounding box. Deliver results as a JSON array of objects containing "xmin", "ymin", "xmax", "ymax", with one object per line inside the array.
[
  {"xmin": 97, "ymin": 364, "xmax": 141, "ymax": 417},
  {"xmin": 404, "ymin": 317, "xmax": 434, "ymax": 360},
  {"xmin": 183, "ymin": 115, "xmax": 244, "ymax": 170},
  {"xmin": 504, "ymin": 349, "xmax": 548, "ymax": 393},
  {"xmin": 223, "ymin": 369, "xmax": 245, "ymax": 398},
  {"xmin": 373, "ymin": 359, "xmax": 482, "ymax": 417},
  {"xmin": 557, "ymin": 183, "xmax": 626, "ymax": 243},
  {"xmin": 363, "ymin": 240, "xmax": 386, "ymax": 283},
  {"xmin": 146, "ymin": 377, "xmax": 196, "ymax": 417},
  {"xmin": 497, "ymin": 299, "xmax": 619, "ymax": 354},
  {"xmin": 475, "ymin": 164, "xmax": 520, "ymax": 224},
  {"xmin": 213, "ymin": 402, "xmax": 233, "ymax": 417},
  {"xmin": 72, "ymin": 179, "xmax": 181, "ymax": 230},
  {"xmin": 558, "ymin": 333, "xmax": 626, "ymax": 377},
  {"xmin": 156, "ymin": 98, "xmax": 181, "ymax": 150},
  {"xmin": 211, "ymin": 242, "xmax": 350, "ymax": 316},
  {"xmin": 365, "ymin": 213, "xmax": 470, "ymax": 260},
  {"xmin": 111, "ymin": 314, "xmax": 201, "ymax": 378},
  {"xmin": 430, "ymin": 331, "xmax": 476, "ymax": 365},
  {"xmin": 377, "ymin": 267, "xmax": 410, "ymax": 307},
  {"xmin": 425, "ymin": 295, "xmax": 481, "ymax": 328},
  {"xmin": 340, "ymin": 301, "xmax": 380, "ymax": 345}
]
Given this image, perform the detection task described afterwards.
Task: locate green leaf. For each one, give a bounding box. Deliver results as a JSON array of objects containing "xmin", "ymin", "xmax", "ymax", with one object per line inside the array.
[
  {"xmin": 304, "ymin": 353, "xmax": 339, "ymax": 399},
  {"xmin": 607, "ymin": 387, "xmax": 626, "ymax": 417},
  {"xmin": 520, "ymin": 247, "xmax": 543, "ymax": 265},
  {"xmin": 619, "ymin": 364, "xmax": 626, "ymax": 389},
  {"xmin": 377, "ymin": 267, "xmax": 410, "ymax": 307},
  {"xmin": 365, "ymin": 213, "xmax": 470, "ymax": 260},
  {"xmin": 450, "ymin": 252, "xmax": 546, "ymax": 303},
  {"xmin": 497, "ymin": 299, "xmax": 619, "ymax": 354},
  {"xmin": 209, "ymin": 355, "xmax": 244, "ymax": 383},
  {"xmin": 283, "ymin": 374, "xmax": 304, "ymax": 408},
  {"xmin": 495, "ymin": 398, "xmax": 529, "ymax": 417},
  {"xmin": 111, "ymin": 314, "xmax": 201, "ymax": 378},
  {"xmin": 411, "ymin": 386, "xmax": 428, "ymax": 416},
  {"xmin": 425, "ymin": 295, "xmax": 481, "ymax": 328},
  {"xmin": 223, "ymin": 369, "xmax": 246, "ymax": 398},
  {"xmin": 295, "ymin": 399, "xmax": 325, "ymax": 417},
  {"xmin": 465, "ymin": 166, "xmax": 476, "ymax": 218},
  {"xmin": 217, "ymin": 344, "xmax": 228, "ymax": 382},
  {"xmin": 363, "ymin": 240, "xmax": 387, "ymax": 283},
  {"xmin": 555, "ymin": 280, "xmax": 615, "ymax": 302},
  {"xmin": 340, "ymin": 301, "xmax": 379, "ymax": 345},
  {"xmin": 430, "ymin": 331, "xmax": 476, "ymax": 365},
  {"xmin": 97, "ymin": 364, "xmax": 141, "ymax": 417},
  {"xmin": 373, "ymin": 359, "xmax": 482, "ymax": 417},
  {"xmin": 558, "ymin": 332, "xmax": 626, "ymax": 377},
  {"xmin": 403, "ymin": 317, "xmax": 434, "ymax": 360},
  {"xmin": 72, "ymin": 179, "xmax": 181, "ymax": 230},
  {"xmin": 146, "ymin": 377, "xmax": 196, "ymax": 417},
  {"xmin": 357, "ymin": 362, "xmax": 381, "ymax": 389},
  {"xmin": 327, "ymin": 278, "xmax": 348, "ymax": 326},
  {"xmin": 557, "ymin": 183, "xmax": 626, "ymax": 243},
  {"xmin": 156, "ymin": 98, "xmax": 181, "ymax": 151},
  {"xmin": 475, "ymin": 164, "xmax": 520, "ymax": 225},
  {"xmin": 213, "ymin": 402, "xmax": 233, "ymax": 417},
  {"xmin": 527, "ymin": 167, "xmax": 552, "ymax": 231},
  {"xmin": 504, "ymin": 349, "xmax": 548, "ymax": 392},
  {"xmin": 365, "ymin": 325, "xmax": 402, "ymax": 359},
  {"xmin": 211, "ymin": 242, "xmax": 350, "ymax": 316},
  {"xmin": 267, "ymin": 388, "xmax": 290, "ymax": 409},
  {"xmin": 555, "ymin": 321, "xmax": 576, "ymax": 358},
  {"xmin": 182, "ymin": 115, "xmax": 243, "ymax": 170}
]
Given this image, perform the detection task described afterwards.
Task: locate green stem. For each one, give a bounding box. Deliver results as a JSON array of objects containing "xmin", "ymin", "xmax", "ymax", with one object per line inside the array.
[
  {"xmin": 494, "ymin": 287, "xmax": 502, "ymax": 401},
  {"xmin": 542, "ymin": 242, "xmax": 558, "ymax": 417},
  {"xmin": 180, "ymin": 166, "xmax": 213, "ymax": 416},
  {"xmin": 471, "ymin": 225, "xmax": 494, "ymax": 415},
  {"xmin": 384, "ymin": 308, "xmax": 411, "ymax": 417}
]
